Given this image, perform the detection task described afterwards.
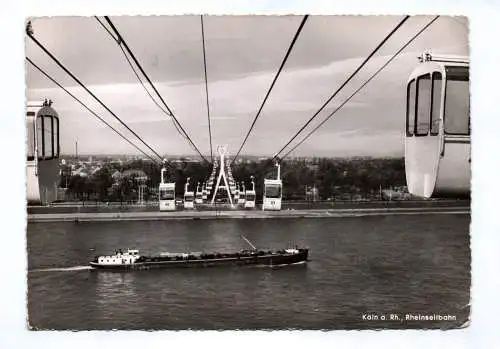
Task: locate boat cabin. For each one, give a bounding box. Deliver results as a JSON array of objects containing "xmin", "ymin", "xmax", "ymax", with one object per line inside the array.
[{"xmin": 97, "ymin": 249, "xmax": 141, "ymax": 265}]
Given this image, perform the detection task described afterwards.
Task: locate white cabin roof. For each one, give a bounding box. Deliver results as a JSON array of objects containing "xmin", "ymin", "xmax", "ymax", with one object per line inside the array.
[{"xmin": 264, "ymin": 179, "xmax": 282, "ymax": 185}]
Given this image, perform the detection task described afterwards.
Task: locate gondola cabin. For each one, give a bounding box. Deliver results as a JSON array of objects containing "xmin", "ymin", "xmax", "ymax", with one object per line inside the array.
[
  {"xmin": 26, "ymin": 99, "xmax": 60, "ymax": 205},
  {"xmin": 405, "ymin": 52, "xmax": 470, "ymax": 199},
  {"xmin": 202, "ymin": 182, "xmax": 208, "ymax": 201},
  {"xmin": 195, "ymin": 182, "xmax": 203, "ymax": 204},
  {"xmin": 158, "ymin": 167, "xmax": 176, "ymax": 211},
  {"xmin": 238, "ymin": 182, "xmax": 246, "ymax": 205},
  {"xmin": 244, "ymin": 176, "xmax": 256, "ymax": 209},
  {"xmin": 184, "ymin": 177, "xmax": 194, "ymax": 209},
  {"xmin": 263, "ymin": 163, "xmax": 282, "ymax": 211}
]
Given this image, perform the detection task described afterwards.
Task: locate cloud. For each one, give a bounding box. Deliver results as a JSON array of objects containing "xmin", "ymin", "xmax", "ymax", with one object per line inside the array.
[{"xmin": 26, "ymin": 15, "xmax": 468, "ymax": 157}]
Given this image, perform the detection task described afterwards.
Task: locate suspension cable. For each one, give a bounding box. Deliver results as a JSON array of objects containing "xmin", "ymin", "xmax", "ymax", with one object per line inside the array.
[
  {"xmin": 95, "ymin": 17, "xmax": 189, "ymax": 150},
  {"xmin": 94, "ymin": 17, "xmax": 188, "ymax": 140},
  {"xmin": 26, "ymin": 28, "xmax": 164, "ymax": 161},
  {"xmin": 27, "ymin": 57, "xmax": 161, "ymax": 163},
  {"xmin": 200, "ymin": 15, "xmax": 214, "ymax": 162},
  {"xmin": 276, "ymin": 15, "xmax": 440, "ymax": 161},
  {"xmin": 272, "ymin": 15, "xmax": 410, "ymax": 161},
  {"xmin": 103, "ymin": 16, "xmax": 210, "ymax": 163},
  {"xmin": 231, "ymin": 15, "xmax": 309, "ymax": 164},
  {"xmin": 95, "ymin": 17, "xmax": 172, "ymax": 117}
]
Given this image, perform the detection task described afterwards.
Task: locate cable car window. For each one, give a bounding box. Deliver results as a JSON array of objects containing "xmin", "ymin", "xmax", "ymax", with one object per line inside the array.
[
  {"xmin": 406, "ymin": 79, "xmax": 416, "ymax": 136},
  {"xmin": 44, "ymin": 115, "xmax": 53, "ymax": 159},
  {"xmin": 265, "ymin": 184, "xmax": 282, "ymax": 198},
  {"xmin": 430, "ymin": 72, "xmax": 442, "ymax": 135},
  {"xmin": 416, "ymin": 74, "xmax": 431, "ymax": 135},
  {"xmin": 444, "ymin": 66, "xmax": 470, "ymax": 135},
  {"xmin": 159, "ymin": 188, "xmax": 175, "ymax": 200},
  {"xmin": 36, "ymin": 116, "xmax": 44, "ymax": 159},
  {"xmin": 53, "ymin": 117, "xmax": 59, "ymax": 157},
  {"xmin": 246, "ymin": 193, "xmax": 255, "ymax": 201},
  {"xmin": 27, "ymin": 117, "xmax": 35, "ymax": 161}
]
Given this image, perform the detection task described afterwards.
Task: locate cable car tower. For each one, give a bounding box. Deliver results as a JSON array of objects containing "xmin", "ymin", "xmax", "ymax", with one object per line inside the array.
[{"xmin": 210, "ymin": 145, "xmax": 234, "ymax": 206}]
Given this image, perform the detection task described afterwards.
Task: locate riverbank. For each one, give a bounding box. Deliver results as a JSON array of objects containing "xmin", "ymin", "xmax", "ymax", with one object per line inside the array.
[
  {"xmin": 28, "ymin": 199, "xmax": 469, "ymax": 214},
  {"xmin": 28, "ymin": 205, "xmax": 470, "ymax": 223}
]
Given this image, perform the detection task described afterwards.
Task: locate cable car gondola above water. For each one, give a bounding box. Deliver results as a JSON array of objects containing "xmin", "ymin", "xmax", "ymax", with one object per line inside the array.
[
  {"xmin": 244, "ymin": 175, "xmax": 256, "ymax": 208},
  {"xmin": 202, "ymin": 182, "xmax": 208, "ymax": 201},
  {"xmin": 184, "ymin": 177, "xmax": 195, "ymax": 209},
  {"xmin": 195, "ymin": 182, "xmax": 203, "ymax": 204},
  {"xmin": 233, "ymin": 187, "xmax": 240, "ymax": 204},
  {"xmin": 405, "ymin": 52, "xmax": 470, "ymax": 199},
  {"xmin": 238, "ymin": 181, "xmax": 246, "ymax": 205},
  {"xmin": 158, "ymin": 164, "xmax": 176, "ymax": 211},
  {"xmin": 263, "ymin": 163, "xmax": 282, "ymax": 211},
  {"xmin": 26, "ymin": 99, "xmax": 60, "ymax": 205}
]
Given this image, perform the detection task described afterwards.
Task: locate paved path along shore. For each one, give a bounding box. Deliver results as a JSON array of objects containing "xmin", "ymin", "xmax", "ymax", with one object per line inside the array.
[{"xmin": 28, "ymin": 205, "xmax": 470, "ymax": 223}]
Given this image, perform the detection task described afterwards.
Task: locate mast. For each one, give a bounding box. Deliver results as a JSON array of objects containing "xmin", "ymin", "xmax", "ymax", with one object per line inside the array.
[{"xmin": 240, "ymin": 235, "xmax": 257, "ymax": 250}]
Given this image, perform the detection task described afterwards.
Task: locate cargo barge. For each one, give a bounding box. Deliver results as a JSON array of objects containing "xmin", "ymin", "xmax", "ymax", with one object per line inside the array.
[{"xmin": 89, "ymin": 236, "xmax": 309, "ymax": 271}]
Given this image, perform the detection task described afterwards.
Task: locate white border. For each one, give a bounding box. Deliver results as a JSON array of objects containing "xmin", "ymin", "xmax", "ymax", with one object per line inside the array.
[{"xmin": 2, "ymin": 1, "xmax": 499, "ymax": 348}]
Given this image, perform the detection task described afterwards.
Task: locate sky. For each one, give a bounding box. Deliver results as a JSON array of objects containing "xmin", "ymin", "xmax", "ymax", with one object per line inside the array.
[{"xmin": 25, "ymin": 15, "xmax": 469, "ymax": 158}]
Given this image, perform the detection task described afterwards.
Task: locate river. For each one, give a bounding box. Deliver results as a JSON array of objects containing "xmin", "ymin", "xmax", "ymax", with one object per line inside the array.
[{"xmin": 27, "ymin": 214, "xmax": 470, "ymax": 330}]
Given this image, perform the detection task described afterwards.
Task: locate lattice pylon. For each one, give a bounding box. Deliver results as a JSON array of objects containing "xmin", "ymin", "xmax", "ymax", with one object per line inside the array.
[{"xmin": 210, "ymin": 145, "xmax": 233, "ymax": 205}]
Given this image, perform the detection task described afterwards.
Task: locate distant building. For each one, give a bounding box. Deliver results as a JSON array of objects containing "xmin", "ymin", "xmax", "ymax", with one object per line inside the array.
[
  {"xmin": 111, "ymin": 170, "xmax": 122, "ymax": 184},
  {"xmin": 381, "ymin": 188, "xmax": 411, "ymax": 201}
]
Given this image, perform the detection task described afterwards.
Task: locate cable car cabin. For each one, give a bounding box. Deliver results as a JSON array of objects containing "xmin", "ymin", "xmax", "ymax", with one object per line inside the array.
[
  {"xmin": 205, "ymin": 182, "xmax": 212, "ymax": 197},
  {"xmin": 202, "ymin": 183, "xmax": 208, "ymax": 201},
  {"xmin": 263, "ymin": 179, "xmax": 282, "ymax": 210},
  {"xmin": 213, "ymin": 187, "xmax": 231, "ymax": 204},
  {"xmin": 228, "ymin": 179, "xmax": 236, "ymax": 195},
  {"xmin": 159, "ymin": 167, "xmax": 176, "ymax": 211},
  {"xmin": 26, "ymin": 100, "xmax": 60, "ymax": 205},
  {"xmin": 184, "ymin": 192, "xmax": 194, "ymax": 208},
  {"xmin": 405, "ymin": 52, "xmax": 470, "ymax": 199},
  {"xmin": 263, "ymin": 163, "xmax": 282, "ymax": 210},
  {"xmin": 244, "ymin": 190, "xmax": 256, "ymax": 208},
  {"xmin": 244, "ymin": 176, "xmax": 256, "ymax": 208},
  {"xmin": 238, "ymin": 182, "xmax": 246, "ymax": 205},
  {"xmin": 195, "ymin": 182, "xmax": 203, "ymax": 204},
  {"xmin": 159, "ymin": 183, "xmax": 176, "ymax": 211},
  {"xmin": 183, "ymin": 178, "xmax": 194, "ymax": 209}
]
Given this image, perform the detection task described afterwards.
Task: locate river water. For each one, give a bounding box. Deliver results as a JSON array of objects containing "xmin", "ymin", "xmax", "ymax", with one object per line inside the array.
[{"xmin": 27, "ymin": 214, "xmax": 470, "ymax": 330}]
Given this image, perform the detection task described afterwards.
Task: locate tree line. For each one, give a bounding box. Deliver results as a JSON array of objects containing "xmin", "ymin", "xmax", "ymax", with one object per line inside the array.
[{"xmin": 61, "ymin": 157, "xmax": 407, "ymax": 203}]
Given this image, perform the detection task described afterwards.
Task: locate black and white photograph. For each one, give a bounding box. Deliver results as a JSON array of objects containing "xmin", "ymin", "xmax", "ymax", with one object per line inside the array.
[{"xmin": 24, "ymin": 14, "xmax": 471, "ymax": 331}]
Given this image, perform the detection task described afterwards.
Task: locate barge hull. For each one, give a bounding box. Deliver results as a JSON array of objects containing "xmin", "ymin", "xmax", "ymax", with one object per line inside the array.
[{"xmin": 90, "ymin": 250, "xmax": 308, "ymax": 271}]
